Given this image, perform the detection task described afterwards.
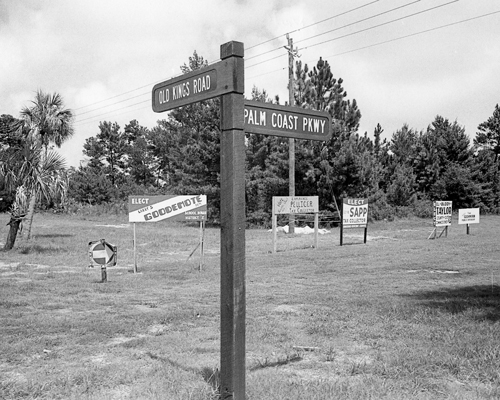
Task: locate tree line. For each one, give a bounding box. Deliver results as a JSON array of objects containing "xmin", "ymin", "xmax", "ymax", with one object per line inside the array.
[{"xmin": 2, "ymin": 51, "xmax": 500, "ymax": 248}]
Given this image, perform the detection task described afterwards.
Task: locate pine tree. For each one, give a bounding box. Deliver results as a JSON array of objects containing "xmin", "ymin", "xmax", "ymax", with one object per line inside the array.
[{"xmin": 474, "ymin": 104, "xmax": 500, "ymax": 159}]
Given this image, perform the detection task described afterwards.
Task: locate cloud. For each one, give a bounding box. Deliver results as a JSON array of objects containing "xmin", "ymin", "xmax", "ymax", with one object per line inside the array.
[{"xmin": 2, "ymin": 0, "xmax": 499, "ymax": 167}]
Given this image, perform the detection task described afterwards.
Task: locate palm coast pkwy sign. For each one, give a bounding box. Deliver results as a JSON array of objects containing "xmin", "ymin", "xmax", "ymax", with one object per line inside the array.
[
  {"xmin": 244, "ymin": 100, "xmax": 331, "ymax": 140},
  {"xmin": 151, "ymin": 41, "xmax": 331, "ymax": 399}
]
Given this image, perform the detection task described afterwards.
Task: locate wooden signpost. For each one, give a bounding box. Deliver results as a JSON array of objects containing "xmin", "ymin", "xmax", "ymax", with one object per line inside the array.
[{"xmin": 152, "ymin": 41, "xmax": 331, "ymax": 399}]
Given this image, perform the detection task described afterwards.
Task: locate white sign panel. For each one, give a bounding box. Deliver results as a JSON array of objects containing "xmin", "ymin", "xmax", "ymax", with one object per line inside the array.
[
  {"xmin": 433, "ymin": 201, "xmax": 452, "ymax": 227},
  {"xmin": 273, "ymin": 196, "xmax": 319, "ymax": 215},
  {"xmin": 342, "ymin": 198, "xmax": 368, "ymax": 228},
  {"xmin": 458, "ymin": 208, "xmax": 480, "ymax": 225},
  {"xmin": 128, "ymin": 195, "xmax": 207, "ymax": 222}
]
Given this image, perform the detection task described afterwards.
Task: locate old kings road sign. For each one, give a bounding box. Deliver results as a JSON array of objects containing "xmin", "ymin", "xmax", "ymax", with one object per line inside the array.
[
  {"xmin": 244, "ymin": 100, "xmax": 332, "ymax": 141},
  {"xmin": 152, "ymin": 57, "xmax": 242, "ymax": 113}
]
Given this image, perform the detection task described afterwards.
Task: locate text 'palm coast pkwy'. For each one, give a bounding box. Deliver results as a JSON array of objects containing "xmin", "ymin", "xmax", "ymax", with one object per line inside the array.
[
  {"xmin": 245, "ymin": 108, "xmax": 326, "ymax": 133},
  {"xmin": 243, "ymin": 101, "xmax": 332, "ymax": 141}
]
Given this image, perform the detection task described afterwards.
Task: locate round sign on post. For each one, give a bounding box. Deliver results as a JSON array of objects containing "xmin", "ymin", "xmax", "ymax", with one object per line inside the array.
[
  {"xmin": 89, "ymin": 240, "xmax": 117, "ymax": 266},
  {"xmin": 88, "ymin": 239, "xmax": 117, "ymax": 282}
]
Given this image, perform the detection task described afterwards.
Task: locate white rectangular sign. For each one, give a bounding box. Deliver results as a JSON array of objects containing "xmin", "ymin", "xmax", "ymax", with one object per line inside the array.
[
  {"xmin": 273, "ymin": 196, "xmax": 319, "ymax": 215},
  {"xmin": 342, "ymin": 198, "xmax": 368, "ymax": 228},
  {"xmin": 458, "ymin": 208, "xmax": 480, "ymax": 225},
  {"xmin": 433, "ymin": 201, "xmax": 452, "ymax": 227},
  {"xmin": 128, "ymin": 195, "xmax": 207, "ymax": 222}
]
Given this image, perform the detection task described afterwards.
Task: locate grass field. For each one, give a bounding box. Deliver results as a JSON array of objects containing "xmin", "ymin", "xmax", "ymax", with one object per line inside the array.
[{"xmin": 1, "ymin": 212, "xmax": 499, "ymax": 399}]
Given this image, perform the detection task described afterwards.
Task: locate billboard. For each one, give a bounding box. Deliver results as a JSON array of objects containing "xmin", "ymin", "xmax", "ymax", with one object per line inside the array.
[
  {"xmin": 433, "ymin": 201, "xmax": 452, "ymax": 227},
  {"xmin": 342, "ymin": 198, "xmax": 368, "ymax": 228},
  {"xmin": 128, "ymin": 195, "xmax": 207, "ymax": 222}
]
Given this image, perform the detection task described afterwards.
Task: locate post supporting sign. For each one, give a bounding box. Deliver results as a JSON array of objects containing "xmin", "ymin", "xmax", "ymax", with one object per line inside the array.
[
  {"xmin": 341, "ymin": 198, "xmax": 368, "ymax": 246},
  {"xmin": 152, "ymin": 40, "xmax": 331, "ymax": 399},
  {"xmin": 271, "ymin": 196, "xmax": 319, "ymax": 252}
]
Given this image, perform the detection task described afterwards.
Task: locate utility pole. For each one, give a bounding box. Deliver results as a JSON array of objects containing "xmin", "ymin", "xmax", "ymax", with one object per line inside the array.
[{"xmin": 285, "ymin": 34, "xmax": 299, "ymax": 234}]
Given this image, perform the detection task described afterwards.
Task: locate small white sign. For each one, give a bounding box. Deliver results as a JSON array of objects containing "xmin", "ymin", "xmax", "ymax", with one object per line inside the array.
[
  {"xmin": 273, "ymin": 196, "xmax": 319, "ymax": 215},
  {"xmin": 458, "ymin": 208, "xmax": 480, "ymax": 225}
]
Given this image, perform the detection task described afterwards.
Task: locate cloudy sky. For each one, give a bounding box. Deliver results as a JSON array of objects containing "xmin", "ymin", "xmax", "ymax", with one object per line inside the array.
[{"xmin": 1, "ymin": 0, "xmax": 499, "ymax": 167}]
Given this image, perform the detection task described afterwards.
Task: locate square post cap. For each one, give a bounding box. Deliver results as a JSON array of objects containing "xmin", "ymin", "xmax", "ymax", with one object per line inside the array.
[{"xmin": 221, "ymin": 41, "xmax": 244, "ymax": 60}]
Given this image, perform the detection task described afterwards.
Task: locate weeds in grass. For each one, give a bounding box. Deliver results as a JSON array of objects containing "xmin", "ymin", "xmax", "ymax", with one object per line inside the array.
[{"xmin": 249, "ymin": 351, "xmax": 302, "ymax": 371}]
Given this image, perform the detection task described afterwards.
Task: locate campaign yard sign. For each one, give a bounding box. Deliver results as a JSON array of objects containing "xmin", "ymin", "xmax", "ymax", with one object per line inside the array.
[
  {"xmin": 128, "ymin": 195, "xmax": 207, "ymax": 222},
  {"xmin": 433, "ymin": 201, "xmax": 452, "ymax": 227},
  {"xmin": 273, "ymin": 196, "xmax": 319, "ymax": 215},
  {"xmin": 342, "ymin": 198, "xmax": 368, "ymax": 228},
  {"xmin": 458, "ymin": 208, "xmax": 480, "ymax": 225}
]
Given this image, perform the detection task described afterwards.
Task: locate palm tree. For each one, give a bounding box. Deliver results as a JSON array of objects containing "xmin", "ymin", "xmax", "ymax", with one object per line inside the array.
[
  {"xmin": 17, "ymin": 90, "xmax": 74, "ymax": 239},
  {"xmin": 1, "ymin": 136, "xmax": 68, "ymax": 249},
  {"xmin": 20, "ymin": 91, "xmax": 74, "ymax": 150}
]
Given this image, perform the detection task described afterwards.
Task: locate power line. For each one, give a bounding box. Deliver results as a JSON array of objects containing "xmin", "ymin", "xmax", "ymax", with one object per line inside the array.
[
  {"xmin": 70, "ymin": 0, "xmax": 420, "ymax": 118},
  {"xmin": 246, "ymin": 10, "xmax": 500, "ymax": 87},
  {"xmin": 74, "ymin": 99, "xmax": 150, "ymax": 125},
  {"xmin": 73, "ymin": 0, "xmax": 383, "ymax": 112},
  {"xmin": 299, "ymin": 0, "xmax": 459, "ymax": 51},
  {"xmin": 73, "ymin": 104, "xmax": 152, "ymax": 127},
  {"xmin": 245, "ymin": 0, "xmax": 381, "ymax": 52},
  {"xmin": 245, "ymin": 0, "xmax": 392, "ymax": 62},
  {"xmin": 247, "ymin": 1, "xmax": 454, "ymax": 69},
  {"xmin": 325, "ymin": 10, "xmax": 500, "ymax": 59},
  {"xmin": 74, "ymin": 82, "xmax": 158, "ymax": 111},
  {"xmin": 76, "ymin": 91, "xmax": 149, "ymax": 116},
  {"xmin": 295, "ymin": 0, "xmax": 422, "ymax": 45},
  {"xmin": 71, "ymin": 4, "xmax": 495, "ymax": 128}
]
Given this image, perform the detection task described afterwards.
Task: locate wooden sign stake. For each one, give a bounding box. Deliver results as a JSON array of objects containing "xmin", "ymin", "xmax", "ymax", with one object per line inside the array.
[
  {"xmin": 133, "ymin": 222, "xmax": 138, "ymax": 273},
  {"xmin": 199, "ymin": 221, "xmax": 205, "ymax": 271},
  {"xmin": 219, "ymin": 41, "xmax": 245, "ymax": 400}
]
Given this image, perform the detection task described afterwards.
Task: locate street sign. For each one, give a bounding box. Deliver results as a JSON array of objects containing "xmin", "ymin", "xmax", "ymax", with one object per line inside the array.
[
  {"xmin": 244, "ymin": 100, "xmax": 331, "ymax": 141},
  {"xmin": 152, "ymin": 57, "xmax": 243, "ymax": 113},
  {"xmin": 89, "ymin": 239, "xmax": 117, "ymax": 266},
  {"xmin": 128, "ymin": 195, "xmax": 207, "ymax": 222}
]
